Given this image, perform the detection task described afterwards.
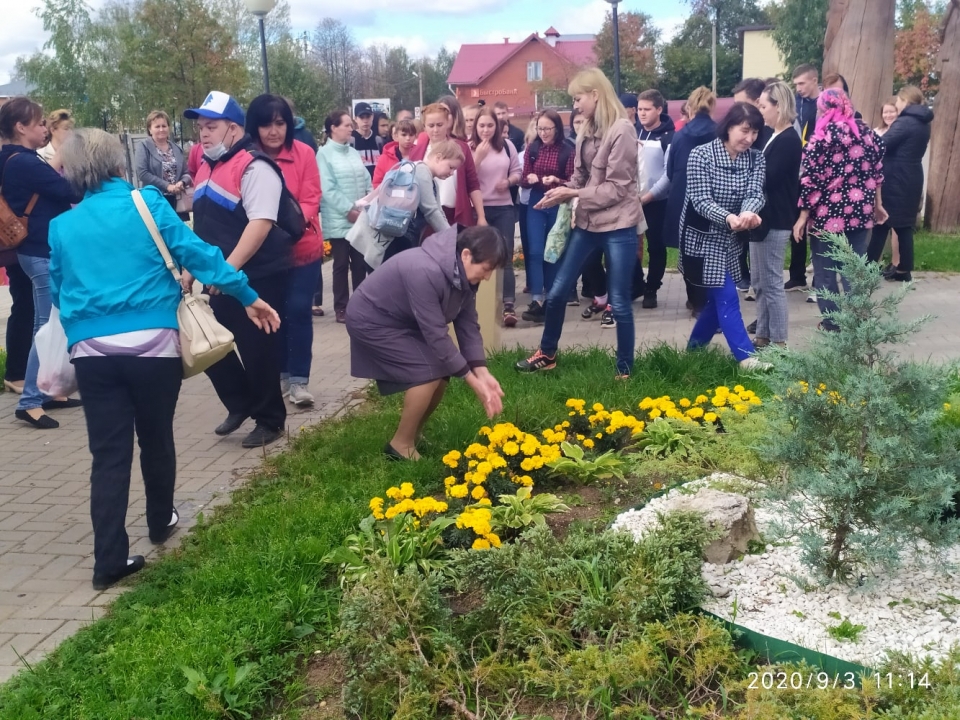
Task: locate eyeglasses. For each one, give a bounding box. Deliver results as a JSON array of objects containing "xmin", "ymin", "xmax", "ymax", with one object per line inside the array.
[{"xmin": 536, "ymin": 126, "xmax": 555, "ymax": 132}]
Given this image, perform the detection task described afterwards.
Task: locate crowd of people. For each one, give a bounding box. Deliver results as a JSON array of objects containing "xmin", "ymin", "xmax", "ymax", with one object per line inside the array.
[{"xmin": 0, "ymin": 60, "xmax": 934, "ymax": 587}]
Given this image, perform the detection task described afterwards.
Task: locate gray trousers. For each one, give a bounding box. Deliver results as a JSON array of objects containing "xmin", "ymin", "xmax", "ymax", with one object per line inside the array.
[
  {"xmin": 810, "ymin": 228, "xmax": 868, "ymax": 330},
  {"xmin": 485, "ymin": 205, "xmax": 517, "ymax": 304},
  {"xmin": 749, "ymin": 229, "xmax": 790, "ymax": 343}
]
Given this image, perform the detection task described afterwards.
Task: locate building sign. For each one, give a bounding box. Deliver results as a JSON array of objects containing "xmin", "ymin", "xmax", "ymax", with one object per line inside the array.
[{"xmin": 472, "ymin": 88, "xmax": 519, "ymax": 97}]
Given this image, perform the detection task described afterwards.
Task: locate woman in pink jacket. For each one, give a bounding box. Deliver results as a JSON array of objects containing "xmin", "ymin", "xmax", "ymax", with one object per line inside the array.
[{"xmin": 247, "ymin": 94, "xmax": 323, "ymax": 407}]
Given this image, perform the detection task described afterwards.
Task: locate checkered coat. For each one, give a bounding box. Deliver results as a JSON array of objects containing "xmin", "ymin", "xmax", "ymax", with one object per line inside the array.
[{"xmin": 678, "ymin": 139, "xmax": 766, "ymax": 287}]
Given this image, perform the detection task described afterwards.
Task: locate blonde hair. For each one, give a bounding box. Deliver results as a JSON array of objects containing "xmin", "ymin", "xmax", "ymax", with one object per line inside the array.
[
  {"xmin": 524, "ymin": 119, "xmax": 537, "ymax": 145},
  {"xmin": 686, "ymin": 87, "xmax": 716, "ymax": 116},
  {"xmin": 46, "ymin": 109, "xmax": 73, "ymax": 132},
  {"xmin": 897, "ymin": 85, "xmax": 925, "ymax": 107},
  {"xmin": 61, "ymin": 128, "xmax": 126, "ymax": 195},
  {"xmin": 761, "ymin": 81, "xmax": 797, "ymax": 127},
  {"xmin": 427, "ymin": 139, "xmax": 464, "ymax": 163},
  {"xmin": 877, "ymin": 98, "xmax": 898, "ymax": 130},
  {"xmin": 567, "ymin": 68, "xmax": 625, "ymax": 138},
  {"xmin": 145, "ymin": 110, "xmax": 170, "ymax": 137}
]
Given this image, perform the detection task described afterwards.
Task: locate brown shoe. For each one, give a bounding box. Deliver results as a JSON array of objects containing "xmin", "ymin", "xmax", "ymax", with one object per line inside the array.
[{"xmin": 335, "ymin": 309, "xmax": 346, "ymax": 324}]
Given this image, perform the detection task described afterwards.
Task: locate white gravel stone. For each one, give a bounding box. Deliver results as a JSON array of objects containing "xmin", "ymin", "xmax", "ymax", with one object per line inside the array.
[{"xmin": 613, "ymin": 474, "xmax": 960, "ymax": 667}]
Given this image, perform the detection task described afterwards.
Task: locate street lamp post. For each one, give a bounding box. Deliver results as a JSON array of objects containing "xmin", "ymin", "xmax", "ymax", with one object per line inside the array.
[
  {"xmin": 605, "ymin": 0, "xmax": 622, "ymax": 94},
  {"xmin": 412, "ymin": 67, "xmax": 424, "ymax": 111},
  {"xmin": 245, "ymin": 0, "xmax": 277, "ymax": 93}
]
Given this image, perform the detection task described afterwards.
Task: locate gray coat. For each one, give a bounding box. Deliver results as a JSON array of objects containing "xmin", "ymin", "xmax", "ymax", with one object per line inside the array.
[
  {"xmin": 345, "ymin": 227, "xmax": 486, "ymax": 384},
  {"xmin": 136, "ymin": 137, "xmax": 190, "ymax": 194}
]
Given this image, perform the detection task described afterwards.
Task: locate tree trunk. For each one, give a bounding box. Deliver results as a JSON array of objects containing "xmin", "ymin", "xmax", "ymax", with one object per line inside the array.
[
  {"xmin": 822, "ymin": 0, "xmax": 896, "ymax": 128},
  {"xmin": 927, "ymin": 0, "xmax": 960, "ymax": 233}
]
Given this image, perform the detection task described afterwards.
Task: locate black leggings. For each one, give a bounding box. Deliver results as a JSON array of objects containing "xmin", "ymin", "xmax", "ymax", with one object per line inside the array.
[{"xmin": 867, "ymin": 223, "xmax": 914, "ymax": 273}]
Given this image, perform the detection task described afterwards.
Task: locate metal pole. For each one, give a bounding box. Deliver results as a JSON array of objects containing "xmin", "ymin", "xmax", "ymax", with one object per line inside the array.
[
  {"xmin": 419, "ymin": 62, "xmax": 424, "ymax": 109},
  {"xmin": 611, "ymin": 1, "xmax": 622, "ymax": 94},
  {"xmin": 258, "ymin": 15, "xmax": 270, "ymax": 93},
  {"xmin": 711, "ymin": 15, "xmax": 717, "ymax": 94}
]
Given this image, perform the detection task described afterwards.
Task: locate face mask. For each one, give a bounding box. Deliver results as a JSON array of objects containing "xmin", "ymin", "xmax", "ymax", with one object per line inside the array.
[{"xmin": 203, "ymin": 125, "xmax": 233, "ymax": 161}]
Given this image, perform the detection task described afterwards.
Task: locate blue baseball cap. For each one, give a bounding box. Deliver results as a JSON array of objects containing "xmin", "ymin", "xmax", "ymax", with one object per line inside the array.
[
  {"xmin": 619, "ymin": 92, "xmax": 638, "ymax": 109},
  {"xmin": 184, "ymin": 91, "xmax": 245, "ymax": 125}
]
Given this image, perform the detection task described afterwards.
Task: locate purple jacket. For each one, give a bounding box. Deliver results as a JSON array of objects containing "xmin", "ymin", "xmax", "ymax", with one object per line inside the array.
[{"xmin": 345, "ymin": 227, "xmax": 486, "ymax": 383}]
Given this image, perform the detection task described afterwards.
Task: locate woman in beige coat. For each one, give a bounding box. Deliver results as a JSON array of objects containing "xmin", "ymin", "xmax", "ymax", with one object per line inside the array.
[{"xmin": 516, "ymin": 68, "xmax": 641, "ymax": 379}]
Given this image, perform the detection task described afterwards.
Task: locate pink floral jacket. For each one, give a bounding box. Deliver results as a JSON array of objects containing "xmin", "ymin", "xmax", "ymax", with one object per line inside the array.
[{"xmin": 799, "ymin": 120, "xmax": 885, "ymax": 234}]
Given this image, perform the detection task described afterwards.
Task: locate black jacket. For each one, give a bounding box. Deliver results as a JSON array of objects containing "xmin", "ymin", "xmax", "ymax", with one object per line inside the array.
[
  {"xmin": 638, "ymin": 112, "xmax": 676, "ymax": 150},
  {"xmin": 752, "ymin": 125, "xmax": 773, "ymax": 151},
  {"xmin": 506, "ymin": 123, "xmax": 525, "ymax": 153},
  {"xmin": 663, "ymin": 112, "xmax": 716, "ymax": 248},
  {"xmin": 880, "ymin": 104, "xmax": 934, "ymax": 227},
  {"xmin": 761, "ymin": 127, "xmax": 802, "ymax": 230},
  {"xmin": 0, "ymin": 144, "xmax": 82, "ymax": 259}
]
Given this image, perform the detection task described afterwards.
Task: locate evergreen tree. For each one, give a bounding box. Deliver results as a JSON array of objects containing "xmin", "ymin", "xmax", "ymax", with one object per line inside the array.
[{"xmin": 761, "ymin": 236, "xmax": 960, "ymax": 582}]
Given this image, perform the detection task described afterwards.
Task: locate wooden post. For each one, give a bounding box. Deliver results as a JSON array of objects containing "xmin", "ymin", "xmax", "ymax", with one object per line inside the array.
[
  {"xmin": 823, "ymin": 0, "xmax": 896, "ymax": 128},
  {"xmin": 449, "ymin": 267, "xmax": 502, "ymax": 354},
  {"xmin": 927, "ymin": 0, "xmax": 960, "ymax": 233}
]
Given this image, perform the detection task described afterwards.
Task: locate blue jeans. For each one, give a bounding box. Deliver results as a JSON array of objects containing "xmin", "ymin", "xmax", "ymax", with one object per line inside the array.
[
  {"xmin": 280, "ymin": 259, "xmax": 322, "ymax": 384},
  {"xmin": 17, "ymin": 253, "xmax": 53, "ymax": 411},
  {"xmin": 541, "ymin": 226, "xmax": 638, "ymax": 375},
  {"xmin": 688, "ymin": 273, "xmax": 754, "ymax": 362},
  {"xmin": 811, "ymin": 228, "xmax": 868, "ymax": 330},
  {"xmin": 526, "ymin": 189, "xmax": 560, "ymax": 302}
]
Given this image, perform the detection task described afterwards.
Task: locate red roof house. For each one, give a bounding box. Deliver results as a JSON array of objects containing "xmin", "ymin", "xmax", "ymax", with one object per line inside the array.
[{"xmin": 447, "ymin": 29, "xmax": 597, "ymax": 118}]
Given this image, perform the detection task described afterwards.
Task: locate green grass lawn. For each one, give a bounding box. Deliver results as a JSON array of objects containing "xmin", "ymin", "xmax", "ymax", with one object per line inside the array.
[{"xmin": 0, "ymin": 346, "xmax": 753, "ymax": 720}]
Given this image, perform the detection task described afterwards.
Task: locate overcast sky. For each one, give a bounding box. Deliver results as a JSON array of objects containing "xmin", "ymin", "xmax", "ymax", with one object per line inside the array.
[{"xmin": 1, "ymin": 0, "xmax": 689, "ymax": 85}]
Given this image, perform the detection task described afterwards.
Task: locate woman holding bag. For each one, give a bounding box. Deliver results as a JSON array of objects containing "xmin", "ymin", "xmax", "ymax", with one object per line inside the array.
[{"xmin": 49, "ymin": 128, "xmax": 279, "ymax": 590}]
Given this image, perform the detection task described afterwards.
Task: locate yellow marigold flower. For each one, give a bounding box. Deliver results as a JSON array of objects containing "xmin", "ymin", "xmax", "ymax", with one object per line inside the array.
[
  {"xmin": 471, "ymin": 485, "xmax": 486, "ymax": 500},
  {"xmin": 592, "ymin": 402, "xmax": 604, "ymax": 412},
  {"xmin": 712, "ymin": 396, "xmax": 727, "ymax": 407},
  {"xmin": 472, "ymin": 473, "xmax": 487, "ymax": 485},
  {"xmin": 502, "ymin": 441, "xmax": 519, "ymax": 456},
  {"xmin": 520, "ymin": 457, "xmax": 535, "ymax": 472},
  {"xmin": 715, "ymin": 386, "xmax": 730, "ymax": 395},
  {"xmin": 399, "ymin": 482, "xmax": 414, "ymax": 498},
  {"xmin": 370, "ymin": 497, "xmax": 384, "ymax": 509},
  {"xmin": 695, "ymin": 395, "xmax": 708, "ymax": 405},
  {"xmin": 476, "ymin": 461, "xmax": 492, "ymax": 475},
  {"xmin": 704, "ymin": 412, "xmax": 718, "ymax": 423},
  {"xmin": 477, "ymin": 498, "xmax": 492, "ymax": 506},
  {"xmin": 648, "ymin": 409, "xmax": 662, "ymax": 419},
  {"xmin": 639, "ymin": 397, "xmax": 654, "ymax": 410},
  {"xmin": 734, "ymin": 385, "xmax": 745, "ymax": 394},
  {"xmin": 562, "ymin": 421, "xmax": 570, "ymax": 428},
  {"xmin": 595, "ymin": 432, "xmax": 603, "ymax": 439},
  {"xmin": 444, "ymin": 476, "xmax": 457, "ymax": 487},
  {"xmin": 472, "ymin": 538, "xmax": 491, "ymax": 550},
  {"xmin": 449, "ymin": 484, "xmax": 469, "ymax": 499},
  {"xmin": 749, "ymin": 396, "xmax": 762, "ymax": 405},
  {"xmin": 583, "ymin": 439, "xmax": 595, "ymax": 449},
  {"xmin": 486, "ymin": 533, "xmax": 502, "ymax": 548},
  {"xmin": 518, "ymin": 475, "xmax": 534, "ymax": 486},
  {"xmin": 479, "ymin": 426, "xmax": 492, "ymax": 436},
  {"xmin": 679, "ymin": 398, "xmax": 691, "ymax": 408},
  {"xmin": 385, "ymin": 486, "xmax": 402, "ymax": 500},
  {"xmin": 686, "ymin": 407, "xmax": 704, "ymax": 419},
  {"xmin": 946, "ymin": 403, "xmax": 952, "ymax": 410},
  {"xmin": 489, "ymin": 454, "xmax": 507, "ymax": 469}
]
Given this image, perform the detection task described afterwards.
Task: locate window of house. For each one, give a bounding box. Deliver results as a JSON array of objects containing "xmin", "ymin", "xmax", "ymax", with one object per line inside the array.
[{"xmin": 527, "ymin": 62, "xmax": 542, "ymax": 82}]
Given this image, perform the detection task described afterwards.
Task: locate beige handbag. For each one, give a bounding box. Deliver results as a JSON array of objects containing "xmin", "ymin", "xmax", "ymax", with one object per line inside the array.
[{"xmin": 131, "ymin": 189, "xmax": 236, "ymax": 378}]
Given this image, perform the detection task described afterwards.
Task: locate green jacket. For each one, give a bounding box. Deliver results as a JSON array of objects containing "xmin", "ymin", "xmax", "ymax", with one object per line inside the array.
[{"xmin": 317, "ymin": 140, "xmax": 372, "ymax": 239}]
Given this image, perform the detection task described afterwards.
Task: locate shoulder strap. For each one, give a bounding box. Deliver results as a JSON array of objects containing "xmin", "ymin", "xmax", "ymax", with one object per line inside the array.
[
  {"xmin": 1, "ymin": 153, "xmax": 41, "ymax": 218},
  {"xmin": 131, "ymin": 189, "xmax": 181, "ymax": 282}
]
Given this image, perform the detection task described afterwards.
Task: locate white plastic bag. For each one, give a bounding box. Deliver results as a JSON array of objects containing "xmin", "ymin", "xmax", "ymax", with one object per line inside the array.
[{"xmin": 36, "ymin": 306, "xmax": 78, "ymax": 398}]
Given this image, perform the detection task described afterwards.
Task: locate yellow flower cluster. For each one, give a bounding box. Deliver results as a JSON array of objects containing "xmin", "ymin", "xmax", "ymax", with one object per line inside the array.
[
  {"xmin": 569, "ymin": 399, "xmax": 646, "ymax": 441},
  {"xmin": 786, "ymin": 381, "xmax": 845, "ymax": 405},
  {"xmin": 369, "ymin": 485, "xmax": 448, "ymax": 521},
  {"xmin": 443, "ymin": 422, "xmax": 562, "ymax": 501},
  {"xmin": 637, "ymin": 385, "xmax": 761, "ymax": 425},
  {"xmin": 456, "ymin": 506, "xmax": 501, "ymax": 550}
]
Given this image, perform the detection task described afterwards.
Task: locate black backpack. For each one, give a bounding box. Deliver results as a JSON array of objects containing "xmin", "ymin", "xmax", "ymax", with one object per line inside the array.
[{"xmin": 528, "ymin": 137, "xmax": 576, "ymax": 179}]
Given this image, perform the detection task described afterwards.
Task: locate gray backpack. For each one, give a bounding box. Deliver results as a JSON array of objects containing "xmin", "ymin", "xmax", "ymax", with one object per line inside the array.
[{"xmin": 365, "ymin": 159, "xmax": 421, "ymax": 238}]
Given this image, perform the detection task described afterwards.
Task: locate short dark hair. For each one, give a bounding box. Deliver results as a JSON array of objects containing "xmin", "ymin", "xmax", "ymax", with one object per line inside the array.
[
  {"xmin": 717, "ymin": 102, "xmax": 764, "ymax": 141},
  {"xmin": 0, "ymin": 96, "xmax": 43, "ymax": 141},
  {"xmin": 493, "ymin": 101, "xmax": 509, "ymax": 111},
  {"xmin": 792, "ymin": 63, "xmax": 818, "ymax": 80},
  {"xmin": 535, "ymin": 109, "xmax": 565, "ymax": 147},
  {"xmin": 324, "ymin": 109, "xmax": 351, "ymax": 136},
  {"xmin": 822, "ymin": 73, "xmax": 850, "ymax": 94},
  {"xmin": 469, "ymin": 106, "xmax": 504, "ymax": 153},
  {"xmin": 395, "ymin": 118, "xmax": 418, "ymax": 136},
  {"xmin": 246, "ymin": 94, "xmax": 295, "ymax": 150},
  {"xmin": 637, "ymin": 89, "xmax": 664, "ymax": 109},
  {"xmin": 732, "ymin": 78, "xmax": 766, "ymax": 101},
  {"xmin": 457, "ymin": 225, "xmax": 509, "ymax": 269}
]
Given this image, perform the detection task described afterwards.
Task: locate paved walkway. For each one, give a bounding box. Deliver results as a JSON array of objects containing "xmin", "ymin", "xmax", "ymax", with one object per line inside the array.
[{"xmin": 1, "ymin": 263, "xmax": 958, "ymax": 682}]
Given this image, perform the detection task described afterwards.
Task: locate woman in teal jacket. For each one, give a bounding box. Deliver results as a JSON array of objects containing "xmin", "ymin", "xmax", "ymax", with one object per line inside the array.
[
  {"xmin": 317, "ymin": 109, "xmax": 372, "ymax": 323},
  {"xmin": 49, "ymin": 129, "xmax": 280, "ymax": 591}
]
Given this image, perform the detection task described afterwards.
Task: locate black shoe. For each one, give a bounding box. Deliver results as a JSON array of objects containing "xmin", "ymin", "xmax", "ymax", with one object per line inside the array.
[
  {"xmin": 887, "ymin": 271, "xmax": 912, "ymax": 282},
  {"xmin": 784, "ymin": 279, "xmax": 808, "ymax": 291},
  {"xmin": 92, "ymin": 555, "xmax": 145, "ymax": 591},
  {"xmin": 600, "ymin": 308, "xmax": 616, "ymax": 329},
  {"xmin": 641, "ymin": 293, "xmax": 658, "ymax": 309},
  {"xmin": 515, "ymin": 349, "xmax": 556, "ymax": 372},
  {"xmin": 241, "ymin": 424, "xmax": 283, "ymax": 449},
  {"xmin": 41, "ymin": 398, "xmax": 83, "ymax": 410},
  {"xmin": 383, "ymin": 443, "xmax": 407, "ymax": 461},
  {"xmin": 747, "ymin": 320, "xmax": 757, "ymax": 335},
  {"xmin": 581, "ymin": 302, "xmax": 604, "ymax": 320},
  {"xmin": 215, "ymin": 412, "xmax": 247, "ymax": 436},
  {"xmin": 15, "ymin": 409, "xmax": 59, "ymax": 429},
  {"xmin": 521, "ymin": 301, "xmax": 545, "ymax": 323},
  {"xmin": 150, "ymin": 508, "xmax": 179, "ymax": 544},
  {"xmin": 881, "ymin": 263, "xmax": 897, "ymax": 279}
]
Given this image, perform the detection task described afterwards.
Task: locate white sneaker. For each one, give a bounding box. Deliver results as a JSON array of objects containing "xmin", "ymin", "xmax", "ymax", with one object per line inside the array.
[
  {"xmin": 806, "ymin": 292, "xmax": 817, "ymax": 304},
  {"xmin": 745, "ymin": 287, "xmax": 756, "ymax": 301},
  {"xmin": 288, "ymin": 383, "xmax": 314, "ymax": 407},
  {"xmin": 280, "ymin": 377, "xmax": 290, "ymax": 398},
  {"xmin": 740, "ymin": 357, "xmax": 772, "ymax": 371}
]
